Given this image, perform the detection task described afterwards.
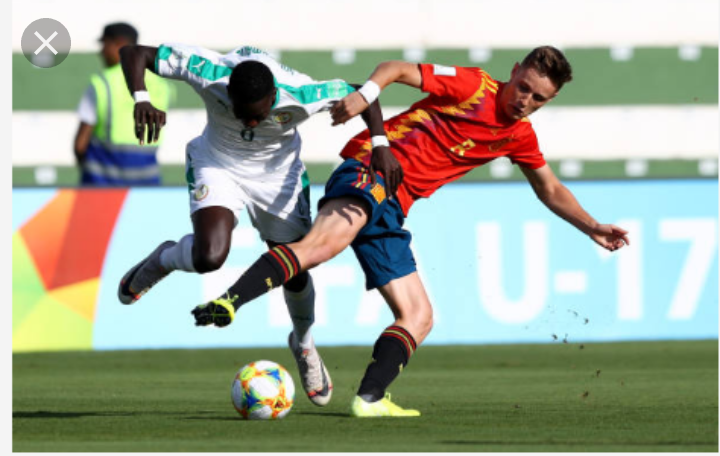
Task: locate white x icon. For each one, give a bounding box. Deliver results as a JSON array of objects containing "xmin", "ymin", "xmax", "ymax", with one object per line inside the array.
[{"xmin": 34, "ymin": 31, "xmax": 58, "ymax": 55}]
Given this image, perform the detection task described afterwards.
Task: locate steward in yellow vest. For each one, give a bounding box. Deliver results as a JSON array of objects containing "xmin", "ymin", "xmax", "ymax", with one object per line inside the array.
[{"xmin": 74, "ymin": 23, "xmax": 172, "ymax": 185}]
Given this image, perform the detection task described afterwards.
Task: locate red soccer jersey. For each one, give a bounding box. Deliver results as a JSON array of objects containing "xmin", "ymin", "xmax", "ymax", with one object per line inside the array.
[{"xmin": 340, "ymin": 63, "xmax": 546, "ymax": 215}]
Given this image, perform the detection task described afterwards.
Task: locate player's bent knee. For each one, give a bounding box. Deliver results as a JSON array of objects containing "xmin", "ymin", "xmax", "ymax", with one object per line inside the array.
[
  {"xmin": 411, "ymin": 304, "xmax": 434, "ymax": 342},
  {"xmin": 418, "ymin": 309, "xmax": 434, "ymax": 340},
  {"xmin": 193, "ymin": 257, "xmax": 224, "ymax": 274},
  {"xmin": 396, "ymin": 302, "xmax": 434, "ymax": 343},
  {"xmin": 192, "ymin": 249, "xmax": 228, "ymax": 274},
  {"xmin": 423, "ymin": 314, "xmax": 434, "ymax": 338}
]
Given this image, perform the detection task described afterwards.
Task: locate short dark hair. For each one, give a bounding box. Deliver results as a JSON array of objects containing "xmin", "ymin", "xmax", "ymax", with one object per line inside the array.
[
  {"xmin": 521, "ymin": 46, "xmax": 573, "ymax": 91},
  {"xmin": 100, "ymin": 22, "xmax": 138, "ymax": 44},
  {"xmin": 228, "ymin": 61, "xmax": 275, "ymax": 104}
]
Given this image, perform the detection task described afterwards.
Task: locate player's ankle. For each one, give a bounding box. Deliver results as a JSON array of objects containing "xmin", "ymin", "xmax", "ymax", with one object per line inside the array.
[{"xmin": 359, "ymin": 391, "xmax": 383, "ymax": 403}]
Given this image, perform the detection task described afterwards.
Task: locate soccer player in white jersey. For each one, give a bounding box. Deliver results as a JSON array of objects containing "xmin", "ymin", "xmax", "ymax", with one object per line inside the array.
[{"xmin": 115, "ymin": 43, "xmax": 403, "ymax": 407}]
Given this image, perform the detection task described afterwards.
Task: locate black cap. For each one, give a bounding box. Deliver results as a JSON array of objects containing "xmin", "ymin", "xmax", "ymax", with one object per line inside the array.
[{"xmin": 99, "ymin": 22, "xmax": 138, "ymax": 43}]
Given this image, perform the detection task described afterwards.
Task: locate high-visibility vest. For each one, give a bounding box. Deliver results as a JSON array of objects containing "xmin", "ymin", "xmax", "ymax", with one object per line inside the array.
[{"xmin": 83, "ymin": 64, "xmax": 172, "ymax": 185}]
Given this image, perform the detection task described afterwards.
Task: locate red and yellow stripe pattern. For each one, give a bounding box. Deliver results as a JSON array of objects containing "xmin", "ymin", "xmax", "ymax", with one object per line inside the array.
[
  {"xmin": 383, "ymin": 325, "xmax": 417, "ymax": 357},
  {"xmin": 353, "ymin": 166, "xmax": 372, "ymax": 190},
  {"xmin": 349, "ymin": 69, "xmax": 498, "ymax": 165},
  {"xmin": 384, "ymin": 69, "xmax": 497, "ymax": 143},
  {"xmin": 349, "ymin": 166, "xmax": 386, "ymax": 204},
  {"xmin": 267, "ymin": 245, "xmax": 299, "ymax": 282}
]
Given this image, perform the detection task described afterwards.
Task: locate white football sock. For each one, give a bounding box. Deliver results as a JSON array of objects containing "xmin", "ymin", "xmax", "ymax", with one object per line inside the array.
[
  {"xmin": 284, "ymin": 274, "xmax": 315, "ymax": 348},
  {"xmin": 159, "ymin": 234, "xmax": 196, "ymax": 272}
]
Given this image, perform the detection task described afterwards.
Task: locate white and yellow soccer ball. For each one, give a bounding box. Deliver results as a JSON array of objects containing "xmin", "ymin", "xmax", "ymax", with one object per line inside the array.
[{"xmin": 231, "ymin": 360, "xmax": 295, "ymax": 420}]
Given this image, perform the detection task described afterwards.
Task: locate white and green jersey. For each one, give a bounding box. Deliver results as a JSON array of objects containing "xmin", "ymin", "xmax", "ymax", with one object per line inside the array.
[{"xmin": 155, "ymin": 43, "xmax": 355, "ymax": 169}]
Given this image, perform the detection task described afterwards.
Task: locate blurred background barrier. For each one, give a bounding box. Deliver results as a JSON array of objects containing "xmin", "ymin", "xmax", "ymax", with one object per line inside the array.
[
  {"xmin": 12, "ymin": 0, "xmax": 718, "ymax": 50},
  {"xmin": 12, "ymin": 0, "xmax": 719, "ymax": 185},
  {"xmin": 12, "ymin": 181, "xmax": 718, "ymax": 352}
]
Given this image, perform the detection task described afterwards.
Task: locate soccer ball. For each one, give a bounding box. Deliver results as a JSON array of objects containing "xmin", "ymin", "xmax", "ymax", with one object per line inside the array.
[{"xmin": 231, "ymin": 360, "xmax": 295, "ymax": 420}]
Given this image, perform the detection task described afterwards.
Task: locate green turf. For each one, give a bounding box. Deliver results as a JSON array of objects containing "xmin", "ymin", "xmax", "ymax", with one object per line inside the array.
[
  {"xmin": 13, "ymin": 47, "xmax": 718, "ymax": 110},
  {"xmin": 12, "ymin": 340, "xmax": 718, "ymax": 452}
]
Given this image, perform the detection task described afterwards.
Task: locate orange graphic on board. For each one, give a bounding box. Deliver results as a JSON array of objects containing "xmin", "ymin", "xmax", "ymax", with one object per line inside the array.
[{"xmin": 12, "ymin": 189, "xmax": 128, "ymax": 352}]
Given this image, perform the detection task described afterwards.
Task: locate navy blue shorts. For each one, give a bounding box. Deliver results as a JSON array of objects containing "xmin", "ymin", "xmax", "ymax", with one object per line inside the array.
[{"xmin": 319, "ymin": 159, "xmax": 416, "ymax": 290}]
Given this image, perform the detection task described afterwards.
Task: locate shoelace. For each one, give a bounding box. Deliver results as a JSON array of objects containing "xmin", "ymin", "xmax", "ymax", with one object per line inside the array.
[
  {"xmin": 297, "ymin": 346, "xmax": 323, "ymax": 388},
  {"xmin": 382, "ymin": 393, "xmax": 403, "ymax": 412},
  {"xmin": 212, "ymin": 293, "xmax": 238, "ymax": 309}
]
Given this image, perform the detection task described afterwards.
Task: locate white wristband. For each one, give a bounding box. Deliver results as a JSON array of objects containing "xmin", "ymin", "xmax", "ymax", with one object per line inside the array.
[
  {"xmin": 358, "ymin": 80, "xmax": 381, "ymax": 105},
  {"xmin": 371, "ymin": 135, "xmax": 390, "ymax": 148},
  {"xmin": 133, "ymin": 91, "xmax": 151, "ymax": 103}
]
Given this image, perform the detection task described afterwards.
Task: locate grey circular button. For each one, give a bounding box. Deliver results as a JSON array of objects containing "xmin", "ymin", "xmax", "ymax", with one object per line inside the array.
[{"xmin": 21, "ymin": 18, "xmax": 71, "ymax": 68}]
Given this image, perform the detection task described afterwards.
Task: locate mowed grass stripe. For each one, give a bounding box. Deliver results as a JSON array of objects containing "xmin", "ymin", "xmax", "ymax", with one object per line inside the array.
[
  {"xmin": 13, "ymin": 47, "xmax": 718, "ymax": 110},
  {"xmin": 12, "ymin": 340, "xmax": 718, "ymax": 452}
]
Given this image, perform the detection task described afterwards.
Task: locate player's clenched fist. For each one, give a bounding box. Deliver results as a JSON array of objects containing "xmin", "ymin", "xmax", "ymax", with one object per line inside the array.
[
  {"xmin": 134, "ymin": 101, "xmax": 166, "ymax": 145},
  {"xmin": 331, "ymin": 92, "xmax": 368, "ymax": 126}
]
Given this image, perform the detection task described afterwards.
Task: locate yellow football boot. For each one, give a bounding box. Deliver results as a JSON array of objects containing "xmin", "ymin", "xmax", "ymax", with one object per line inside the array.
[{"xmin": 350, "ymin": 393, "xmax": 420, "ymax": 417}]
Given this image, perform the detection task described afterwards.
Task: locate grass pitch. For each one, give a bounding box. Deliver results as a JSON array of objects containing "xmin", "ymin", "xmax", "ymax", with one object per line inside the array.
[{"xmin": 13, "ymin": 340, "xmax": 717, "ymax": 452}]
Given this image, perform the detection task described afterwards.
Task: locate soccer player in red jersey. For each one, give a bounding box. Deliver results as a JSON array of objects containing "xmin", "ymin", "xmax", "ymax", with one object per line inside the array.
[{"xmin": 192, "ymin": 46, "xmax": 630, "ymax": 417}]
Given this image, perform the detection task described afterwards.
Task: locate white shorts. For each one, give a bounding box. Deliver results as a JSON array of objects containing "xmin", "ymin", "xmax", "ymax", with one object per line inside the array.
[{"xmin": 185, "ymin": 136, "xmax": 312, "ymax": 243}]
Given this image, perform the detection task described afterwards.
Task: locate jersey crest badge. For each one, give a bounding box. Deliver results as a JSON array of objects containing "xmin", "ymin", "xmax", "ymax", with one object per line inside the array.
[
  {"xmin": 488, "ymin": 135, "xmax": 515, "ymax": 152},
  {"xmin": 193, "ymin": 184, "xmax": 209, "ymax": 201},
  {"xmin": 273, "ymin": 112, "xmax": 293, "ymax": 125}
]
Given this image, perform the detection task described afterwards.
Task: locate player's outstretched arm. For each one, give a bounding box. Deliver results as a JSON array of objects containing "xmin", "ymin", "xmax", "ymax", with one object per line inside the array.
[
  {"xmin": 119, "ymin": 45, "xmax": 166, "ymax": 145},
  {"xmin": 521, "ymin": 165, "xmax": 630, "ymax": 251},
  {"xmin": 331, "ymin": 61, "xmax": 422, "ymax": 125}
]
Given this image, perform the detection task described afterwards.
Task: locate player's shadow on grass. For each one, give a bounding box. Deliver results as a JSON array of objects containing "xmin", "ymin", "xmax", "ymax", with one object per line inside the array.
[
  {"xmin": 15, "ymin": 410, "xmax": 348, "ymax": 421},
  {"xmin": 14, "ymin": 410, "xmax": 219, "ymax": 419},
  {"xmin": 13, "ymin": 411, "xmax": 136, "ymax": 419},
  {"xmin": 183, "ymin": 411, "xmax": 348, "ymax": 421},
  {"xmin": 296, "ymin": 411, "xmax": 348, "ymax": 418}
]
